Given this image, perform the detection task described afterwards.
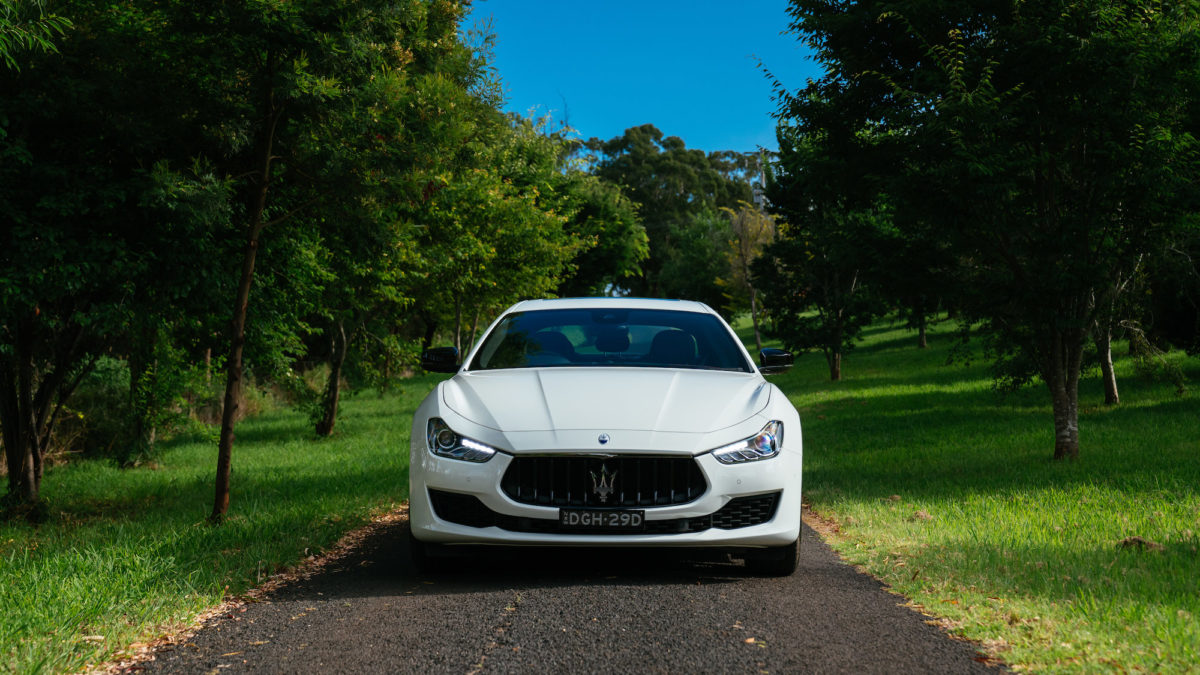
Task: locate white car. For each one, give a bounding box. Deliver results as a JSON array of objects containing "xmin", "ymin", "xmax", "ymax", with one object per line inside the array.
[{"xmin": 408, "ymin": 298, "xmax": 803, "ymax": 575}]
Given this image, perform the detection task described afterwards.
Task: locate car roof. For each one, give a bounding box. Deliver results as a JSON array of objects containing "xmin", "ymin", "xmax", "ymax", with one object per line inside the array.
[{"xmin": 507, "ymin": 297, "xmax": 716, "ymax": 314}]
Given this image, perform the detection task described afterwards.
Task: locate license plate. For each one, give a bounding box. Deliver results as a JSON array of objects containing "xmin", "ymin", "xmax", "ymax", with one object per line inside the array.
[{"xmin": 559, "ymin": 509, "xmax": 645, "ymax": 530}]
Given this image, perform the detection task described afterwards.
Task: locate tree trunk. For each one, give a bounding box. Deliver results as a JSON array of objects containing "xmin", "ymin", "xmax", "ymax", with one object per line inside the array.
[
  {"xmin": 211, "ymin": 98, "xmax": 280, "ymax": 524},
  {"xmin": 0, "ymin": 358, "xmax": 31, "ymax": 501},
  {"xmin": 467, "ymin": 308, "xmax": 480, "ymax": 353},
  {"xmin": 1044, "ymin": 331, "xmax": 1084, "ymax": 461},
  {"xmin": 826, "ymin": 351, "xmax": 842, "ymax": 381},
  {"xmin": 421, "ymin": 313, "xmax": 437, "ymax": 353},
  {"xmin": 453, "ymin": 299, "xmax": 462, "ymax": 355},
  {"xmin": 0, "ymin": 370, "xmax": 21, "ymax": 494},
  {"xmin": 750, "ymin": 288, "xmax": 762, "ymax": 354},
  {"xmin": 16, "ymin": 319, "xmax": 40, "ymax": 503},
  {"xmin": 0, "ymin": 312, "xmax": 91, "ymax": 509},
  {"xmin": 826, "ymin": 321, "xmax": 845, "ymax": 381},
  {"xmin": 2, "ymin": 318, "xmax": 46, "ymax": 504},
  {"xmin": 1097, "ymin": 328, "xmax": 1119, "ymax": 406},
  {"xmin": 315, "ymin": 320, "xmax": 347, "ymax": 437},
  {"xmin": 212, "ymin": 216, "xmax": 266, "ymax": 523},
  {"xmin": 917, "ymin": 313, "xmax": 928, "ymax": 349},
  {"xmin": 0, "ymin": 341, "xmax": 22, "ymax": 494},
  {"xmin": 1049, "ymin": 378, "xmax": 1080, "ymax": 460}
]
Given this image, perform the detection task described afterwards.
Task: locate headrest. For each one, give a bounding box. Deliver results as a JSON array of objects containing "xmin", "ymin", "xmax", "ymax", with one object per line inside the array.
[
  {"xmin": 595, "ymin": 326, "xmax": 631, "ymax": 353},
  {"xmin": 649, "ymin": 329, "xmax": 697, "ymax": 364}
]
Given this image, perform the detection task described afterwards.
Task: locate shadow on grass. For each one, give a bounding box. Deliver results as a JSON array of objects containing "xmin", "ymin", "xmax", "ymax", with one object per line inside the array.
[
  {"xmin": 799, "ymin": 381, "xmax": 1200, "ymax": 504},
  {"xmin": 888, "ymin": 536, "xmax": 1200, "ymax": 620}
]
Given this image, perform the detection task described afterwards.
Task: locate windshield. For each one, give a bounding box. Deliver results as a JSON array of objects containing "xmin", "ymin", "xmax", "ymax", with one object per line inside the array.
[{"xmin": 468, "ymin": 308, "xmax": 753, "ymax": 372}]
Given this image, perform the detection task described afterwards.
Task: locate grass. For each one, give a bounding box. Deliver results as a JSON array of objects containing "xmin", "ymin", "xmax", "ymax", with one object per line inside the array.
[
  {"xmin": 746, "ymin": 317, "xmax": 1200, "ymax": 673},
  {"xmin": 0, "ymin": 375, "xmax": 442, "ymax": 673},
  {"xmin": 3, "ymin": 321, "xmax": 1197, "ymax": 673}
]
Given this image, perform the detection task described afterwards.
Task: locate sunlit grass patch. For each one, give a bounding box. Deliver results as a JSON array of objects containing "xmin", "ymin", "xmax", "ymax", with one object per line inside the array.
[
  {"xmin": 0, "ymin": 376, "xmax": 440, "ymax": 673},
  {"xmin": 768, "ymin": 315, "xmax": 1200, "ymax": 673}
]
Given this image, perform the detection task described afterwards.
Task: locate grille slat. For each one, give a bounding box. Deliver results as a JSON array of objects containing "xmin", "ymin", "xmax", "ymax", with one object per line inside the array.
[{"xmin": 501, "ymin": 456, "xmax": 707, "ymax": 508}]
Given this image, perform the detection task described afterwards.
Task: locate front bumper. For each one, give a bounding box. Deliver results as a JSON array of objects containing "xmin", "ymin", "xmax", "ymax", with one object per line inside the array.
[{"xmin": 409, "ymin": 449, "xmax": 802, "ymax": 548}]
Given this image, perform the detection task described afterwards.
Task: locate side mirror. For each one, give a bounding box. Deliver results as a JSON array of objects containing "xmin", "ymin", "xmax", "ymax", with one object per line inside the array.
[
  {"xmin": 758, "ymin": 348, "xmax": 794, "ymax": 375},
  {"xmin": 420, "ymin": 346, "xmax": 460, "ymax": 373}
]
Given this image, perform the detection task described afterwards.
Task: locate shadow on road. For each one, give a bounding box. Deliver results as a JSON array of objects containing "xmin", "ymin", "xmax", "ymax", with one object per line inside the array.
[
  {"xmin": 268, "ymin": 515, "xmax": 794, "ymax": 604},
  {"xmin": 141, "ymin": 511, "xmax": 1005, "ymax": 674}
]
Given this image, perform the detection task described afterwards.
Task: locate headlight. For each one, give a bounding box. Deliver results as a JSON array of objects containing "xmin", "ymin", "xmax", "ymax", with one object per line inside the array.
[
  {"xmin": 711, "ymin": 421, "xmax": 783, "ymax": 464},
  {"xmin": 426, "ymin": 418, "xmax": 497, "ymax": 462}
]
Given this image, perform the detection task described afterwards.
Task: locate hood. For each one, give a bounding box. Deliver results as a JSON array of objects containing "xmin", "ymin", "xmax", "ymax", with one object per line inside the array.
[{"xmin": 442, "ymin": 367, "xmax": 770, "ymax": 434}]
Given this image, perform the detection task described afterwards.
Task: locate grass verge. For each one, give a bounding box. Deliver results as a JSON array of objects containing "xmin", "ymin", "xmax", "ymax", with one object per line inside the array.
[
  {"xmin": 757, "ymin": 317, "xmax": 1200, "ymax": 673},
  {"xmin": 0, "ymin": 376, "xmax": 440, "ymax": 673}
]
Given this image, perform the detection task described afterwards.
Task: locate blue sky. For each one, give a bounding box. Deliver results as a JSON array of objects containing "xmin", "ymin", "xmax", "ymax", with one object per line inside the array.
[{"xmin": 465, "ymin": 1, "xmax": 821, "ymax": 154}]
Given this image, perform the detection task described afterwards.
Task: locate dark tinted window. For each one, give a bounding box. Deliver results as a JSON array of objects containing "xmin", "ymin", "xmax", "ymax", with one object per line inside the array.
[{"xmin": 469, "ymin": 308, "xmax": 752, "ymax": 372}]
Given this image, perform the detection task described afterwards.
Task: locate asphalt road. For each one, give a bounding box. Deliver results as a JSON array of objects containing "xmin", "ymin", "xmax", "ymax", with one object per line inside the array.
[{"xmin": 142, "ymin": 516, "xmax": 1001, "ymax": 674}]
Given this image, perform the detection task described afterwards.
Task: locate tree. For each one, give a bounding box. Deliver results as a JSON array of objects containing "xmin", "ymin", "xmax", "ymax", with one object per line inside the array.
[
  {"xmin": 148, "ymin": 0, "xmax": 498, "ymax": 519},
  {"xmin": 658, "ymin": 208, "xmax": 736, "ymax": 313},
  {"xmin": 585, "ymin": 125, "xmax": 753, "ymax": 299},
  {"xmin": 1143, "ymin": 230, "xmax": 1200, "ymax": 355},
  {"xmin": 303, "ymin": 4, "xmax": 495, "ymax": 437},
  {"xmin": 720, "ymin": 200, "xmax": 777, "ymax": 352},
  {"xmin": 409, "ymin": 115, "xmax": 587, "ymax": 354},
  {"xmin": 0, "ymin": 2, "xmax": 233, "ymax": 509},
  {"xmin": 780, "ymin": 0, "xmax": 1200, "ymax": 458},
  {"xmin": 0, "ymin": 0, "xmax": 70, "ymax": 71},
  {"xmin": 755, "ymin": 120, "xmax": 890, "ymax": 381},
  {"xmin": 554, "ymin": 173, "xmax": 648, "ymax": 297}
]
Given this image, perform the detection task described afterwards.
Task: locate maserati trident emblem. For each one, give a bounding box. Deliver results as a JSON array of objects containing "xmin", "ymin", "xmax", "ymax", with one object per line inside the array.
[
  {"xmin": 598, "ymin": 433, "xmax": 610, "ymax": 445},
  {"xmin": 590, "ymin": 464, "xmax": 617, "ymax": 503}
]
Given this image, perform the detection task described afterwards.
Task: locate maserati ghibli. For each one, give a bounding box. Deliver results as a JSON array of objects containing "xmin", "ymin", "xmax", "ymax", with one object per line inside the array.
[{"xmin": 408, "ymin": 298, "xmax": 803, "ymax": 575}]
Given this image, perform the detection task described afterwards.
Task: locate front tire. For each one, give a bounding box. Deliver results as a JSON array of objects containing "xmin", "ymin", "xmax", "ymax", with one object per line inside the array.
[
  {"xmin": 408, "ymin": 529, "xmax": 442, "ymax": 574},
  {"xmin": 745, "ymin": 536, "xmax": 800, "ymax": 577}
]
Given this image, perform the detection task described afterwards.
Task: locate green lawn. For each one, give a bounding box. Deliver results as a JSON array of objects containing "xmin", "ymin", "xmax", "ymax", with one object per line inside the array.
[
  {"xmin": 4, "ymin": 321, "xmax": 1198, "ymax": 673},
  {"xmin": 0, "ymin": 376, "xmax": 441, "ymax": 673},
  {"xmin": 752, "ymin": 317, "xmax": 1200, "ymax": 673}
]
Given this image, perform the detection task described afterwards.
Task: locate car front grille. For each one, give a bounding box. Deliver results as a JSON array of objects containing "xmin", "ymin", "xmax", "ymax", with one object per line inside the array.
[
  {"xmin": 500, "ymin": 455, "xmax": 707, "ymax": 508},
  {"xmin": 428, "ymin": 489, "xmax": 781, "ymax": 535}
]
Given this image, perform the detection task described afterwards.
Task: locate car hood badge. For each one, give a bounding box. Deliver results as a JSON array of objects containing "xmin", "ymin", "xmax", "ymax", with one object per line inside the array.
[
  {"xmin": 590, "ymin": 464, "xmax": 617, "ymax": 503},
  {"xmin": 598, "ymin": 433, "xmax": 610, "ymax": 445}
]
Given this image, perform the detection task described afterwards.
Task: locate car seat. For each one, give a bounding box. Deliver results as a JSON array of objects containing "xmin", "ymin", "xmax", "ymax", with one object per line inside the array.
[{"xmin": 647, "ymin": 329, "xmax": 697, "ymax": 366}]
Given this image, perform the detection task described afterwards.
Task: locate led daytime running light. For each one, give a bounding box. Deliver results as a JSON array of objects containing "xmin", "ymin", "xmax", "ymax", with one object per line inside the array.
[
  {"xmin": 712, "ymin": 421, "xmax": 783, "ymax": 464},
  {"xmin": 426, "ymin": 418, "xmax": 497, "ymax": 463}
]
